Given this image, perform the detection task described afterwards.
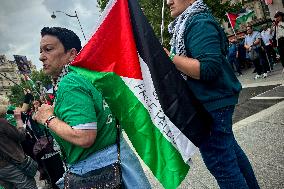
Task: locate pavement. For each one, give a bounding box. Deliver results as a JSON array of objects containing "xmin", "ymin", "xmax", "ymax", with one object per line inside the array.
[{"xmin": 36, "ymin": 63, "xmax": 284, "ymax": 189}]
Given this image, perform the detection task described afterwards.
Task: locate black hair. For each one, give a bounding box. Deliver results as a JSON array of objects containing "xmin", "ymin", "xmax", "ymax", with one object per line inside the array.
[
  {"xmin": 246, "ymin": 25, "xmax": 252, "ymax": 30},
  {"xmin": 274, "ymin": 11, "xmax": 284, "ymax": 19},
  {"xmin": 41, "ymin": 27, "xmax": 82, "ymax": 53}
]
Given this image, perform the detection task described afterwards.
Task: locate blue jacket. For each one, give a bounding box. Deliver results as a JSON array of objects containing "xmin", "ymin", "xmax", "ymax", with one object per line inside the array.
[
  {"xmin": 184, "ymin": 12, "xmax": 242, "ymax": 111},
  {"xmin": 228, "ymin": 43, "xmax": 238, "ymax": 58}
]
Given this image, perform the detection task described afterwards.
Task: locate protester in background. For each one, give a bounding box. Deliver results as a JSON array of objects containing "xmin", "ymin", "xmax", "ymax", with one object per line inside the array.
[
  {"xmin": 274, "ymin": 11, "xmax": 284, "ymax": 72},
  {"xmin": 270, "ymin": 20, "xmax": 279, "ymax": 63},
  {"xmin": 244, "ymin": 26, "xmax": 265, "ymax": 79},
  {"xmin": 238, "ymin": 36, "xmax": 251, "ymax": 69},
  {"xmin": 0, "ymin": 96, "xmax": 37, "ymax": 189},
  {"xmin": 261, "ymin": 24, "xmax": 275, "ymax": 70},
  {"xmin": 17, "ymin": 89, "xmax": 37, "ymax": 162},
  {"xmin": 34, "ymin": 27, "xmax": 150, "ymax": 188},
  {"xmin": 31, "ymin": 99, "xmax": 61, "ymax": 188},
  {"xmin": 228, "ymin": 36, "xmax": 243, "ymax": 76},
  {"xmin": 165, "ymin": 0, "xmax": 259, "ymax": 188},
  {"xmin": 21, "ymin": 88, "xmax": 34, "ymax": 112}
]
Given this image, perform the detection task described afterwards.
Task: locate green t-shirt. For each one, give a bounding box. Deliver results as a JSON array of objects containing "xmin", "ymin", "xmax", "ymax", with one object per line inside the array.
[
  {"xmin": 5, "ymin": 105, "xmax": 16, "ymax": 127},
  {"xmin": 53, "ymin": 71, "xmax": 116, "ymax": 164}
]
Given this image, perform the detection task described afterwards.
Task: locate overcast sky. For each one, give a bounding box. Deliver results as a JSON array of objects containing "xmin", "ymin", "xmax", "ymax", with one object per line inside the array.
[{"xmin": 0, "ymin": 0, "xmax": 102, "ymax": 69}]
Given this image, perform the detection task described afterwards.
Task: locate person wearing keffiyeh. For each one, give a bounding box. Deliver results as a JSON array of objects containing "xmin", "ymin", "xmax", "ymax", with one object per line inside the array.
[{"xmin": 164, "ymin": 0, "xmax": 259, "ymax": 188}]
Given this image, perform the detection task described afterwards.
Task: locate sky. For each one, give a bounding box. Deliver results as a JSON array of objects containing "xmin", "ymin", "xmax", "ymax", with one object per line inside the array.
[{"xmin": 0, "ymin": 0, "xmax": 102, "ymax": 69}]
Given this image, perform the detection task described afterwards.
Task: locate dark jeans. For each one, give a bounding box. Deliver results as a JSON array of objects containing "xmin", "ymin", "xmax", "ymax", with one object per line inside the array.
[
  {"xmin": 259, "ymin": 48, "xmax": 271, "ymax": 73},
  {"xmin": 251, "ymin": 58, "xmax": 263, "ymax": 75},
  {"xmin": 264, "ymin": 45, "xmax": 276, "ymax": 69},
  {"xmin": 228, "ymin": 56, "xmax": 242, "ymax": 75},
  {"xmin": 199, "ymin": 106, "xmax": 259, "ymax": 189}
]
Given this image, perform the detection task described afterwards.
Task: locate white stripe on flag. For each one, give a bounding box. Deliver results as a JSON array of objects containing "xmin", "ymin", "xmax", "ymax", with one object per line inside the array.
[
  {"xmin": 89, "ymin": 0, "xmax": 118, "ymax": 40},
  {"xmin": 122, "ymin": 54, "xmax": 197, "ymax": 163}
]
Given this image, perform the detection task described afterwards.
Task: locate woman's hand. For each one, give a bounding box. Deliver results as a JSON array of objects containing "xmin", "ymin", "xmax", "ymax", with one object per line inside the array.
[
  {"xmin": 14, "ymin": 108, "xmax": 24, "ymax": 128},
  {"xmin": 34, "ymin": 104, "xmax": 54, "ymax": 125}
]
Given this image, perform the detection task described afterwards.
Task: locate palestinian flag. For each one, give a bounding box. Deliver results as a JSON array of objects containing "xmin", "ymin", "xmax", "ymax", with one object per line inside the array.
[
  {"xmin": 227, "ymin": 9, "xmax": 254, "ymax": 29},
  {"xmin": 226, "ymin": 12, "xmax": 238, "ymax": 29},
  {"xmin": 71, "ymin": 0, "xmax": 211, "ymax": 188},
  {"xmin": 24, "ymin": 74, "xmax": 36, "ymax": 89},
  {"xmin": 235, "ymin": 9, "xmax": 254, "ymax": 29}
]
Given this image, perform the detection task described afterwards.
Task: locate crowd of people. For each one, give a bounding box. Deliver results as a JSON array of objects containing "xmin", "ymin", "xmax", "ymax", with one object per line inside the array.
[
  {"xmin": 227, "ymin": 11, "xmax": 284, "ymax": 80},
  {"xmin": 1, "ymin": 0, "xmax": 283, "ymax": 188},
  {"xmin": 0, "ymin": 89, "xmax": 65, "ymax": 189}
]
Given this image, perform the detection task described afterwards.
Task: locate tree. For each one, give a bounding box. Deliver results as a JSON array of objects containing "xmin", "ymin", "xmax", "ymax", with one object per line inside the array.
[
  {"xmin": 204, "ymin": 0, "xmax": 242, "ymax": 22},
  {"xmin": 8, "ymin": 70, "xmax": 52, "ymax": 106},
  {"xmin": 96, "ymin": 0, "xmax": 242, "ymax": 48}
]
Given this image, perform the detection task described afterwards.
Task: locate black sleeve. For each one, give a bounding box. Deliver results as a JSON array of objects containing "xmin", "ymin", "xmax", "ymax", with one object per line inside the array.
[{"xmin": 23, "ymin": 93, "xmax": 34, "ymax": 104}]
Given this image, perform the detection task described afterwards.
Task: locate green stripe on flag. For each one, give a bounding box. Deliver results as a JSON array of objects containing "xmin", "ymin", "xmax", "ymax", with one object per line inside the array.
[
  {"xmin": 70, "ymin": 66, "xmax": 189, "ymax": 189},
  {"xmin": 235, "ymin": 10, "xmax": 254, "ymax": 29}
]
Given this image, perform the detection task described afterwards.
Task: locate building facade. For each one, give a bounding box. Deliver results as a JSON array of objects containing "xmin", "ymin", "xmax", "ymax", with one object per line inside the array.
[
  {"xmin": 0, "ymin": 55, "xmax": 21, "ymax": 97},
  {"xmin": 265, "ymin": 0, "xmax": 284, "ymax": 18},
  {"xmin": 0, "ymin": 55, "xmax": 36, "ymax": 97}
]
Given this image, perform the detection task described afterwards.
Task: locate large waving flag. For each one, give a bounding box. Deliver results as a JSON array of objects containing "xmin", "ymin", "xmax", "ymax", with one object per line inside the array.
[
  {"xmin": 227, "ymin": 9, "xmax": 254, "ymax": 30},
  {"xmin": 235, "ymin": 9, "xmax": 254, "ymax": 29},
  {"xmin": 71, "ymin": 0, "xmax": 211, "ymax": 188}
]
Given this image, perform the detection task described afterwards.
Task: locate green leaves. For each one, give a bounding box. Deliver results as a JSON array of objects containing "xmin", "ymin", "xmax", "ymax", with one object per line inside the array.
[
  {"xmin": 8, "ymin": 70, "xmax": 51, "ymax": 106},
  {"xmin": 96, "ymin": 0, "xmax": 242, "ymax": 48}
]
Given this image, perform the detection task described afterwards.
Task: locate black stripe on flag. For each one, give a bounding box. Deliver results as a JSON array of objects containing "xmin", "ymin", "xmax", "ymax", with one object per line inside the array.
[{"xmin": 127, "ymin": 0, "xmax": 212, "ymax": 147}]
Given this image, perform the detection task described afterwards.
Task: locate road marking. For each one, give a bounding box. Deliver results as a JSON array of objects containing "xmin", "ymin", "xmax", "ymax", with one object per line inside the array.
[
  {"xmin": 251, "ymin": 97, "xmax": 284, "ymax": 100},
  {"xmin": 242, "ymin": 81, "xmax": 283, "ymax": 88},
  {"xmin": 250, "ymin": 85, "xmax": 284, "ymax": 99},
  {"xmin": 233, "ymin": 100, "xmax": 284, "ymax": 131}
]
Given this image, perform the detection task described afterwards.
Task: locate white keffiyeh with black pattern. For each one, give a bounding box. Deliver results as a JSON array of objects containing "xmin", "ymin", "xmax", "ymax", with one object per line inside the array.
[
  {"xmin": 168, "ymin": 0, "xmax": 208, "ymax": 56},
  {"xmin": 52, "ymin": 64, "xmax": 70, "ymax": 94}
]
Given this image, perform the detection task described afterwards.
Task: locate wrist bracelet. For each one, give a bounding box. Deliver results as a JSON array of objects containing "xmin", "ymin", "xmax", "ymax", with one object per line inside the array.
[
  {"xmin": 44, "ymin": 115, "xmax": 56, "ymax": 128},
  {"xmin": 169, "ymin": 52, "xmax": 176, "ymax": 61}
]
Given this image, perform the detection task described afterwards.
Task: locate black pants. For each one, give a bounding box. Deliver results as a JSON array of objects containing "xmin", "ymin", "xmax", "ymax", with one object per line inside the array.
[
  {"xmin": 252, "ymin": 58, "xmax": 263, "ymax": 75},
  {"xmin": 264, "ymin": 44, "xmax": 276, "ymax": 69},
  {"xmin": 42, "ymin": 154, "xmax": 65, "ymax": 189},
  {"xmin": 259, "ymin": 47, "xmax": 271, "ymax": 72},
  {"xmin": 278, "ymin": 37, "xmax": 284, "ymax": 67}
]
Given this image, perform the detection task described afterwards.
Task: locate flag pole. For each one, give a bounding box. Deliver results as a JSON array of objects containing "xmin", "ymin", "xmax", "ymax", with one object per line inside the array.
[
  {"xmin": 23, "ymin": 74, "xmax": 47, "ymax": 102},
  {"xmin": 160, "ymin": 0, "xmax": 165, "ymax": 45},
  {"xmin": 0, "ymin": 72, "xmax": 23, "ymax": 89},
  {"xmin": 226, "ymin": 12, "xmax": 237, "ymax": 37}
]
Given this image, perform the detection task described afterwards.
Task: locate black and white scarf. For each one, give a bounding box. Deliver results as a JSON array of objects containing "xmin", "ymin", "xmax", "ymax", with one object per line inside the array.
[
  {"xmin": 168, "ymin": 0, "xmax": 208, "ymax": 56},
  {"xmin": 52, "ymin": 64, "xmax": 70, "ymax": 94}
]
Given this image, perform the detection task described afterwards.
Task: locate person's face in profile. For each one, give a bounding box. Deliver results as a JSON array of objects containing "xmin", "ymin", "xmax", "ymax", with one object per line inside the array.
[
  {"xmin": 167, "ymin": 0, "xmax": 194, "ymax": 18},
  {"xmin": 39, "ymin": 35, "xmax": 73, "ymax": 78}
]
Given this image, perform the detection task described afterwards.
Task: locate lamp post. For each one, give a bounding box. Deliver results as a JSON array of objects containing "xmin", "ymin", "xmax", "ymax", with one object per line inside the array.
[{"xmin": 51, "ymin": 10, "xmax": 86, "ymax": 41}]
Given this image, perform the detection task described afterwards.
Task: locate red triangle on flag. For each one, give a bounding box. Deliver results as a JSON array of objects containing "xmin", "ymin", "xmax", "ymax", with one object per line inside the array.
[
  {"xmin": 227, "ymin": 13, "xmax": 238, "ymax": 28},
  {"xmin": 72, "ymin": 0, "xmax": 142, "ymax": 80}
]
